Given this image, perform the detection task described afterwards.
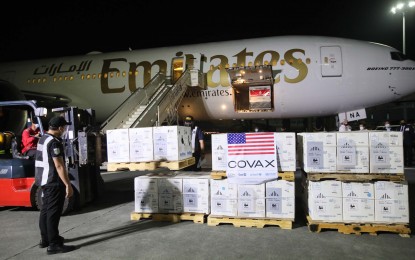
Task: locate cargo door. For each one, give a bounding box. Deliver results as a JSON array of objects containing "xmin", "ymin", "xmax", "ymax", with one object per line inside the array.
[
  {"xmin": 320, "ymin": 46, "xmax": 342, "ymax": 77},
  {"xmin": 226, "ymin": 65, "xmax": 274, "ymax": 112}
]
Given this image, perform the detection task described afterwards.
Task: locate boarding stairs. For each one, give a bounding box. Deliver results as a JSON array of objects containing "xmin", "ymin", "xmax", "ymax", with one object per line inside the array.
[{"xmin": 100, "ymin": 68, "xmax": 204, "ymax": 132}]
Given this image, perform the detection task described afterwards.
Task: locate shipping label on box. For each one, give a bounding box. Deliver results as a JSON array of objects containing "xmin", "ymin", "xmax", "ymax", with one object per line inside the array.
[
  {"xmin": 275, "ymin": 132, "xmax": 296, "ymax": 172},
  {"xmin": 210, "ymin": 179, "xmax": 238, "ymax": 199},
  {"xmin": 158, "ymin": 193, "xmax": 183, "ymax": 213},
  {"xmin": 129, "ymin": 127, "xmax": 154, "ymax": 162},
  {"xmin": 211, "ymin": 198, "xmax": 238, "ymax": 216},
  {"xmin": 135, "ymin": 192, "xmax": 158, "ymax": 213},
  {"xmin": 238, "ymin": 198, "xmax": 266, "ymax": 217},
  {"xmin": 134, "ymin": 177, "xmax": 158, "ymax": 194},
  {"xmin": 266, "ymin": 197, "xmax": 295, "ymax": 219}
]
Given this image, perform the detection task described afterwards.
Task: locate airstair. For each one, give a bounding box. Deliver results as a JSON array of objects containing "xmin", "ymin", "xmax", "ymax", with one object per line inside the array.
[{"xmin": 100, "ymin": 68, "xmax": 204, "ymax": 132}]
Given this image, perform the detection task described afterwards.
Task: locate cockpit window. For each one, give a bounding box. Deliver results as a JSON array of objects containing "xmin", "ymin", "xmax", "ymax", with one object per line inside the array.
[{"xmin": 391, "ymin": 51, "xmax": 407, "ymax": 61}]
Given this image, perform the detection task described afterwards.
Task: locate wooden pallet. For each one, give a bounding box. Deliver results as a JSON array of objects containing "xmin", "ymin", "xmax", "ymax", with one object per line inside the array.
[
  {"xmin": 207, "ymin": 215, "xmax": 293, "ymax": 229},
  {"xmin": 210, "ymin": 171, "xmax": 295, "ymax": 181},
  {"xmin": 130, "ymin": 212, "xmax": 206, "ymax": 224},
  {"xmin": 159, "ymin": 157, "xmax": 195, "ymax": 170},
  {"xmin": 107, "ymin": 161, "xmax": 158, "ymax": 171},
  {"xmin": 107, "ymin": 157, "xmax": 195, "ymax": 172},
  {"xmin": 306, "ymin": 216, "xmax": 411, "ymax": 237},
  {"xmin": 305, "ymin": 172, "xmax": 405, "ymax": 182}
]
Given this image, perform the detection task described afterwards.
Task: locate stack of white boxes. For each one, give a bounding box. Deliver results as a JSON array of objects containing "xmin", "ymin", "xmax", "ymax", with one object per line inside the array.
[
  {"xmin": 107, "ymin": 126, "xmax": 193, "ymax": 163},
  {"xmin": 134, "ymin": 172, "xmax": 211, "ymax": 215},
  {"xmin": 298, "ymin": 132, "xmax": 337, "ymax": 173},
  {"xmin": 336, "ymin": 132, "xmax": 369, "ymax": 173},
  {"xmin": 369, "ymin": 131, "xmax": 404, "ymax": 174}
]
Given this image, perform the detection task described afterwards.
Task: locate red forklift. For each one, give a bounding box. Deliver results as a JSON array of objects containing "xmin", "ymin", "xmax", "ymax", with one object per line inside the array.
[{"xmin": 0, "ymin": 100, "xmax": 104, "ymax": 214}]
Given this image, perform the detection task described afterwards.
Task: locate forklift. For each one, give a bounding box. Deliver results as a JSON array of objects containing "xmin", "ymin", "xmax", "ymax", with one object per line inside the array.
[{"xmin": 0, "ymin": 100, "xmax": 104, "ymax": 214}]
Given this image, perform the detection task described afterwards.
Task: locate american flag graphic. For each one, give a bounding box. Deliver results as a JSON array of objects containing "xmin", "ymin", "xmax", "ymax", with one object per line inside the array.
[{"xmin": 227, "ymin": 132, "xmax": 275, "ymax": 156}]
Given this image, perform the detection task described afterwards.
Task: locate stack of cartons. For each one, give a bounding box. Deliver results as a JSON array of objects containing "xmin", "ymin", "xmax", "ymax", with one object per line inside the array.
[
  {"xmin": 301, "ymin": 131, "xmax": 409, "ymax": 234},
  {"xmin": 134, "ymin": 171, "xmax": 211, "ymax": 215}
]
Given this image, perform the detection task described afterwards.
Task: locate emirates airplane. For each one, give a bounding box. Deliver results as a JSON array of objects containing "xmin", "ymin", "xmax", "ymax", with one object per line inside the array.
[{"xmin": 0, "ymin": 35, "xmax": 414, "ymax": 129}]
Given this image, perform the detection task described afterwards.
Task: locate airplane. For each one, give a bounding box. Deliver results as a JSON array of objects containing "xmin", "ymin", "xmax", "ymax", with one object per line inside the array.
[{"xmin": 0, "ymin": 35, "xmax": 415, "ymax": 133}]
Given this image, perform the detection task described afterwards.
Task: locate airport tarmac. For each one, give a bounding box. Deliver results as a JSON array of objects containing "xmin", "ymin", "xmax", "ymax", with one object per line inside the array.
[{"xmin": 0, "ymin": 167, "xmax": 414, "ymax": 260}]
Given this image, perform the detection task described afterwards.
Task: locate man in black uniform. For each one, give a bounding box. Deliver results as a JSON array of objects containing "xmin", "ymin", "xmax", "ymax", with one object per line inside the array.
[
  {"xmin": 35, "ymin": 116, "xmax": 76, "ymax": 254},
  {"xmin": 183, "ymin": 115, "xmax": 205, "ymax": 171},
  {"xmin": 400, "ymin": 119, "xmax": 415, "ymax": 166}
]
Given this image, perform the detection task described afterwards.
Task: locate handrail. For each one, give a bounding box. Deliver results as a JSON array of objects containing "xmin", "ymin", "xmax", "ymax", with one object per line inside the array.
[{"xmin": 100, "ymin": 72, "xmax": 166, "ymax": 132}]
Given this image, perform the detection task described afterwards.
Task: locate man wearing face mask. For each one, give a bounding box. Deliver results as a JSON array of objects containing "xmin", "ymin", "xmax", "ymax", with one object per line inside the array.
[
  {"xmin": 183, "ymin": 116, "xmax": 205, "ymax": 171},
  {"xmin": 21, "ymin": 121, "xmax": 41, "ymax": 158},
  {"xmin": 35, "ymin": 116, "xmax": 76, "ymax": 255},
  {"xmin": 384, "ymin": 121, "xmax": 391, "ymax": 131},
  {"xmin": 400, "ymin": 119, "xmax": 415, "ymax": 167}
]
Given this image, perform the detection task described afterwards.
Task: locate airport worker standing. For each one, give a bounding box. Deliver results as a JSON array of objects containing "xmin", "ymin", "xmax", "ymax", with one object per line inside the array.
[
  {"xmin": 35, "ymin": 116, "xmax": 76, "ymax": 255},
  {"xmin": 183, "ymin": 115, "xmax": 205, "ymax": 171},
  {"xmin": 400, "ymin": 119, "xmax": 415, "ymax": 166},
  {"xmin": 384, "ymin": 121, "xmax": 392, "ymax": 131}
]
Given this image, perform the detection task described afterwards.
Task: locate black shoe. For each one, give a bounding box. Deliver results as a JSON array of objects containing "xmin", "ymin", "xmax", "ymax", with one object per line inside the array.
[
  {"xmin": 39, "ymin": 240, "xmax": 48, "ymax": 248},
  {"xmin": 46, "ymin": 244, "xmax": 76, "ymax": 255},
  {"xmin": 39, "ymin": 236, "xmax": 64, "ymax": 248}
]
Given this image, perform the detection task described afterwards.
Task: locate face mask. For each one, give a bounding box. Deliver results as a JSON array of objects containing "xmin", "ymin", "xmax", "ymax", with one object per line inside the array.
[
  {"xmin": 360, "ymin": 126, "xmax": 364, "ymax": 130},
  {"xmin": 385, "ymin": 124, "xmax": 390, "ymax": 128}
]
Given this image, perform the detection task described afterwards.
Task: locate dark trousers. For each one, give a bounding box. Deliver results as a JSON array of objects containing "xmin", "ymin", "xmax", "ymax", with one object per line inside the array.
[
  {"xmin": 183, "ymin": 152, "xmax": 202, "ymax": 171},
  {"xmin": 39, "ymin": 185, "xmax": 65, "ymax": 246},
  {"xmin": 404, "ymin": 144, "xmax": 413, "ymax": 166}
]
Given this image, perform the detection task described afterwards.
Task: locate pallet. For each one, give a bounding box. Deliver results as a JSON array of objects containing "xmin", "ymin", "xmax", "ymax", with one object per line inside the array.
[
  {"xmin": 107, "ymin": 157, "xmax": 195, "ymax": 172},
  {"xmin": 107, "ymin": 161, "xmax": 158, "ymax": 171},
  {"xmin": 130, "ymin": 212, "xmax": 206, "ymax": 224},
  {"xmin": 210, "ymin": 171, "xmax": 295, "ymax": 181},
  {"xmin": 207, "ymin": 215, "xmax": 293, "ymax": 229},
  {"xmin": 159, "ymin": 157, "xmax": 195, "ymax": 170},
  {"xmin": 306, "ymin": 216, "xmax": 411, "ymax": 237},
  {"xmin": 305, "ymin": 172, "xmax": 405, "ymax": 182}
]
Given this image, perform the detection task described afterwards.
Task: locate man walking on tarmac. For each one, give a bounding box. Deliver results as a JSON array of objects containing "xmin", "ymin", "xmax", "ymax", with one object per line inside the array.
[{"xmin": 35, "ymin": 116, "xmax": 76, "ymax": 255}]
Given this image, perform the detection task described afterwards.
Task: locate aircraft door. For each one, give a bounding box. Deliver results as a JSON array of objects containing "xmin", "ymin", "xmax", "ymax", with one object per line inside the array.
[
  {"xmin": 320, "ymin": 46, "xmax": 342, "ymax": 77},
  {"xmin": 171, "ymin": 53, "xmax": 203, "ymax": 83}
]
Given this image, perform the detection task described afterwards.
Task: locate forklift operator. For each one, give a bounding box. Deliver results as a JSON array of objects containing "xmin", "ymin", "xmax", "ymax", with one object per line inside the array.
[{"xmin": 21, "ymin": 121, "xmax": 40, "ymax": 158}]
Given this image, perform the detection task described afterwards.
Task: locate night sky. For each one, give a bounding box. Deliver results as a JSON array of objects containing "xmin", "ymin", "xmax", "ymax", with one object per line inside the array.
[{"xmin": 1, "ymin": 0, "xmax": 414, "ymax": 62}]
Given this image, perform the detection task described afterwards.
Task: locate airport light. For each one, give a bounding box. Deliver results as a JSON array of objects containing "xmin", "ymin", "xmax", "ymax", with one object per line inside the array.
[{"xmin": 391, "ymin": 1, "xmax": 415, "ymax": 55}]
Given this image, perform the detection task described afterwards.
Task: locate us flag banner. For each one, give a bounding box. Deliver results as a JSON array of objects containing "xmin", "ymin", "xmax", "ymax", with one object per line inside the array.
[{"xmin": 226, "ymin": 132, "xmax": 278, "ymax": 184}]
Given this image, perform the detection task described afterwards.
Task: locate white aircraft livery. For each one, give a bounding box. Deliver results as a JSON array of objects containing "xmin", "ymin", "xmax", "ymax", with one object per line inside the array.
[{"xmin": 1, "ymin": 35, "xmax": 414, "ymax": 125}]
